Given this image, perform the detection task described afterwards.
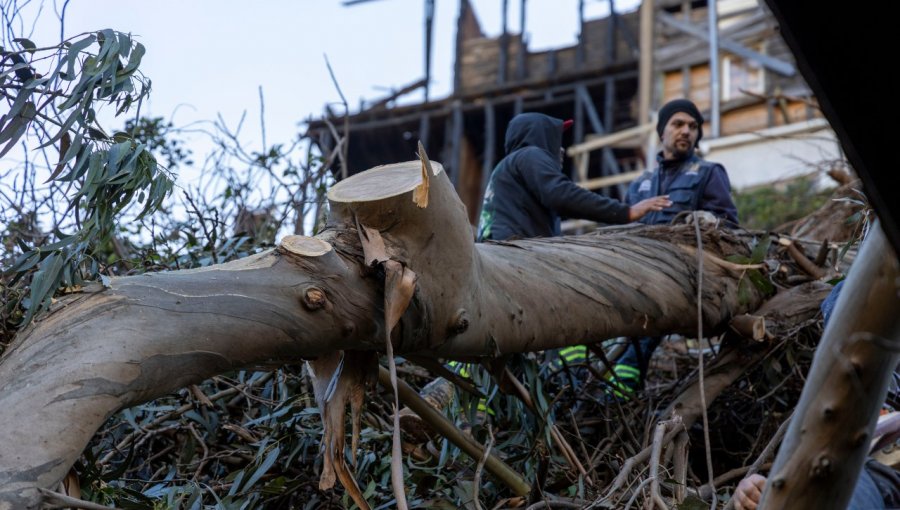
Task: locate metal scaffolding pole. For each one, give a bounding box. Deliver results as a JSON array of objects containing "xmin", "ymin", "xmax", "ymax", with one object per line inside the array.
[{"xmin": 708, "ymin": 0, "xmax": 721, "ymax": 138}]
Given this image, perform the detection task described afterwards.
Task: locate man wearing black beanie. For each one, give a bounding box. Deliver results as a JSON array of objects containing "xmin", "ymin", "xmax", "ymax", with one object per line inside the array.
[
  {"xmin": 628, "ymin": 96, "xmax": 737, "ymax": 227},
  {"xmin": 656, "ymin": 98, "xmax": 705, "ymax": 149},
  {"xmin": 606, "ymin": 98, "xmax": 739, "ymax": 400}
]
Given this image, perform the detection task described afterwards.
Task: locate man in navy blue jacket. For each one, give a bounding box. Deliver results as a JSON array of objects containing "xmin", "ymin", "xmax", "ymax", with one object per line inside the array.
[
  {"xmin": 477, "ymin": 112, "xmax": 670, "ymax": 242},
  {"xmin": 627, "ymin": 99, "xmax": 738, "ymax": 226},
  {"xmin": 612, "ymin": 99, "xmax": 740, "ymax": 397}
]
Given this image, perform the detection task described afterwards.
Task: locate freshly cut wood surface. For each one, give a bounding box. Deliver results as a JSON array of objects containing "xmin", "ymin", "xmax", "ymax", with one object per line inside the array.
[{"xmin": 328, "ymin": 160, "xmax": 443, "ymax": 203}]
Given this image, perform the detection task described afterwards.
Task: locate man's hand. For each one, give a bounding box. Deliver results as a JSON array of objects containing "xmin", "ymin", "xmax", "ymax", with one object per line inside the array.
[
  {"xmin": 628, "ymin": 195, "xmax": 671, "ymax": 221},
  {"xmin": 734, "ymin": 474, "xmax": 767, "ymax": 510}
]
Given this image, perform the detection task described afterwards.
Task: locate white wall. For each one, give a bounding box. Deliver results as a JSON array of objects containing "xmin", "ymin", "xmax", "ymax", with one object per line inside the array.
[{"xmin": 699, "ymin": 119, "xmax": 844, "ymax": 190}]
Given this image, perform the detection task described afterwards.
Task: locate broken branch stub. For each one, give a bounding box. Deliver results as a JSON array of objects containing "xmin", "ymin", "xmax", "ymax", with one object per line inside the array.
[{"xmin": 280, "ymin": 235, "xmax": 333, "ymax": 257}]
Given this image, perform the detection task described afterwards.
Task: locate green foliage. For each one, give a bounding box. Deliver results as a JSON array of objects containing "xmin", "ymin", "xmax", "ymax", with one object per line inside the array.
[
  {"xmin": 726, "ymin": 234, "xmax": 776, "ymax": 306},
  {"xmin": 121, "ymin": 116, "xmax": 193, "ymax": 170},
  {"xmin": 1, "ymin": 30, "xmax": 172, "ymax": 327},
  {"xmin": 733, "ymin": 175, "xmax": 833, "ymax": 231}
]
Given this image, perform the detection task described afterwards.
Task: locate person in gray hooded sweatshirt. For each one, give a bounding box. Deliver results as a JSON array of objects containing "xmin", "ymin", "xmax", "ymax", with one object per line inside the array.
[{"xmin": 477, "ymin": 112, "xmax": 670, "ymax": 242}]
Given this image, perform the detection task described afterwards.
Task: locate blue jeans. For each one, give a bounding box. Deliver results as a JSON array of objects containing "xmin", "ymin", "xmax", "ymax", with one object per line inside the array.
[{"xmin": 851, "ymin": 458, "xmax": 900, "ymax": 509}]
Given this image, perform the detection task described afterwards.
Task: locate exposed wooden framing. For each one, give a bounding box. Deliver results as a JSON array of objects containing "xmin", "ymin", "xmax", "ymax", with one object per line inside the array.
[
  {"xmin": 453, "ymin": 0, "xmax": 468, "ymax": 94},
  {"xmin": 319, "ymin": 129, "xmax": 333, "ymax": 158},
  {"xmin": 481, "ymin": 101, "xmax": 496, "ymax": 195},
  {"xmin": 521, "ymin": 92, "xmax": 577, "ymax": 111},
  {"xmin": 576, "ymin": 85, "xmax": 600, "ymax": 132},
  {"xmin": 310, "ymin": 72, "xmax": 637, "ymax": 136},
  {"xmin": 517, "ymin": 0, "xmax": 527, "ymax": 80},
  {"xmin": 604, "ymin": 80, "xmax": 615, "ymax": 140},
  {"xmin": 576, "ymin": 153, "xmax": 590, "ymax": 183},
  {"xmin": 607, "ymin": 0, "xmax": 618, "ymax": 64},
  {"xmin": 681, "ymin": 65, "xmax": 691, "ymax": 97},
  {"xmin": 578, "ymin": 169, "xmax": 644, "ymax": 190},
  {"xmin": 574, "ymin": 84, "xmax": 585, "ymax": 144},
  {"xmin": 639, "ymin": 0, "xmax": 654, "ymax": 127},
  {"xmin": 567, "ymin": 122, "xmax": 655, "ymax": 156},
  {"xmin": 499, "ymin": 0, "xmax": 509, "ymax": 84},
  {"xmin": 324, "ymin": 107, "xmax": 451, "ymax": 133},
  {"xmin": 576, "ymin": 0, "xmax": 586, "ymax": 68},
  {"xmin": 604, "ymin": 78, "xmax": 625, "ymax": 196},
  {"xmin": 419, "ymin": 113, "xmax": 430, "ymax": 151},
  {"xmin": 460, "ymin": 65, "xmax": 638, "ymax": 103},
  {"xmin": 442, "ymin": 112, "xmax": 454, "ymax": 178},
  {"xmin": 657, "ymin": 11, "xmax": 796, "ymax": 77},
  {"xmin": 708, "ymin": 0, "xmax": 721, "ymax": 138},
  {"xmin": 613, "ymin": 1, "xmax": 640, "ymax": 57},
  {"xmin": 368, "ymin": 78, "xmax": 428, "ymax": 110},
  {"xmin": 575, "ymin": 84, "xmax": 620, "ymax": 175},
  {"xmin": 547, "ymin": 49, "xmax": 558, "ymax": 77},
  {"xmin": 458, "ymin": 135, "xmax": 482, "ymax": 225},
  {"xmin": 450, "ymin": 100, "xmax": 464, "ymax": 186},
  {"xmin": 425, "ymin": 0, "xmax": 435, "ymax": 102}
]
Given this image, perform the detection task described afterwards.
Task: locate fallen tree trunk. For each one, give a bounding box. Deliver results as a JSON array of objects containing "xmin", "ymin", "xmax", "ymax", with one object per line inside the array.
[{"xmin": 0, "ymin": 160, "xmax": 766, "ymax": 508}]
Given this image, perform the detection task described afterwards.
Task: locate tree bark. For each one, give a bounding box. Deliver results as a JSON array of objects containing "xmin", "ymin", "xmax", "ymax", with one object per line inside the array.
[
  {"xmin": 760, "ymin": 222, "xmax": 900, "ymax": 509},
  {"xmin": 0, "ymin": 160, "xmax": 766, "ymax": 508}
]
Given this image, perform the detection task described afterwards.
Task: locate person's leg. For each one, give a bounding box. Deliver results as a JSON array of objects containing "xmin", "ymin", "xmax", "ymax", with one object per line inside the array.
[
  {"xmin": 546, "ymin": 345, "xmax": 589, "ymax": 390},
  {"xmin": 859, "ymin": 458, "xmax": 900, "ymax": 509},
  {"xmin": 848, "ymin": 467, "xmax": 886, "ymax": 510},
  {"xmin": 611, "ymin": 336, "xmax": 662, "ymax": 394}
]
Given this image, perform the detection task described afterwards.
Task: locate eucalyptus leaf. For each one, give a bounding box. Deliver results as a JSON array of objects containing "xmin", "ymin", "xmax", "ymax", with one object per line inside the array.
[
  {"xmin": 64, "ymin": 35, "xmax": 97, "ymax": 82},
  {"xmin": 747, "ymin": 268, "xmax": 775, "ymax": 295},
  {"xmin": 22, "ymin": 251, "xmax": 68, "ymax": 324},
  {"xmin": 121, "ymin": 42, "xmax": 146, "ymax": 76},
  {"xmin": 242, "ymin": 445, "xmax": 281, "ymax": 493},
  {"xmin": 750, "ymin": 234, "xmax": 773, "ymax": 264}
]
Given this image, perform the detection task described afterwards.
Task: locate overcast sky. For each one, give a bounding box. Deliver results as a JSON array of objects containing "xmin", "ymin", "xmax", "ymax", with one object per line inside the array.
[{"xmin": 12, "ymin": 0, "xmax": 638, "ymax": 169}]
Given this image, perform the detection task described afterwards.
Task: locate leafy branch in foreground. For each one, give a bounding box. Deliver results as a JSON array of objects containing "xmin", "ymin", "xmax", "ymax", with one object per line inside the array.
[{"xmin": 1, "ymin": 30, "xmax": 173, "ymax": 327}]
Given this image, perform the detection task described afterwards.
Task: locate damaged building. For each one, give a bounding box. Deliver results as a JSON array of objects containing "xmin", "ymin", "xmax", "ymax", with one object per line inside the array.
[{"xmin": 305, "ymin": 0, "xmax": 837, "ymax": 230}]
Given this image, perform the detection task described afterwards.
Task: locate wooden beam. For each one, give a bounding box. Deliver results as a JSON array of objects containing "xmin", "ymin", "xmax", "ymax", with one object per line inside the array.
[
  {"xmin": 577, "ymin": 0, "xmax": 586, "ymax": 67},
  {"xmin": 499, "ymin": 0, "xmax": 509, "ymax": 84},
  {"xmin": 639, "ymin": 0, "xmax": 654, "ymax": 127},
  {"xmin": 424, "ymin": 0, "xmax": 434, "ymax": 102},
  {"xmin": 575, "ymin": 84, "xmax": 621, "ymax": 175},
  {"xmin": 576, "ymin": 153, "xmax": 590, "ymax": 182},
  {"xmin": 567, "ymin": 122, "xmax": 655, "ymax": 156},
  {"xmin": 481, "ymin": 101, "xmax": 496, "ymax": 196},
  {"xmin": 574, "ymin": 84, "xmax": 584, "ymax": 144},
  {"xmin": 368, "ymin": 78, "xmax": 428, "ymax": 110},
  {"xmin": 450, "ymin": 100, "xmax": 463, "ymax": 186},
  {"xmin": 307, "ymin": 72, "xmax": 638, "ymax": 137},
  {"xmin": 453, "ymin": 0, "xmax": 468, "ymax": 94},
  {"xmin": 657, "ymin": 11, "xmax": 796, "ymax": 76},
  {"xmin": 607, "ymin": 0, "xmax": 618, "ymax": 64},
  {"xmin": 613, "ymin": 1, "xmax": 640, "ymax": 57},
  {"xmin": 419, "ymin": 113, "xmax": 430, "ymax": 151},
  {"xmin": 517, "ymin": 0, "xmax": 527, "ymax": 80},
  {"xmin": 578, "ymin": 169, "xmax": 645, "ymax": 190}
]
